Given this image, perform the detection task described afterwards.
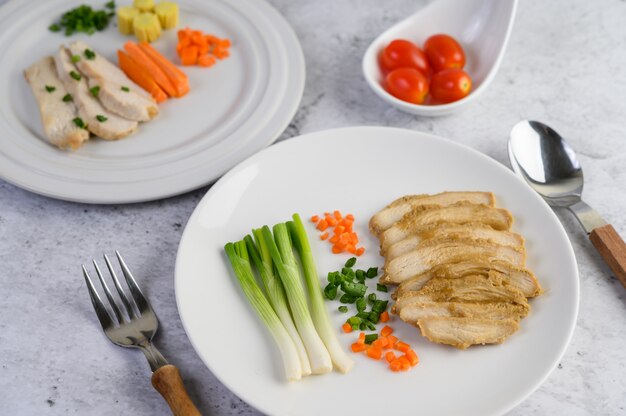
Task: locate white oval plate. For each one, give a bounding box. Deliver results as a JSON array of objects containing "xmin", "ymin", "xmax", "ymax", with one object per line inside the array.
[
  {"xmin": 0, "ymin": 0, "xmax": 304, "ymax": 203},
  {"xmin": 176, "ymin": 126, "xmax": 579, "ymax": 416}
]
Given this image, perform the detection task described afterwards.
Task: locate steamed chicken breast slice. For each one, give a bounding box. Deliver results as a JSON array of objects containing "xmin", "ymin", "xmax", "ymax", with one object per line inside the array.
[{"xmin": 417, "ymin": 317, "xmax": 520, "ymax": 349}]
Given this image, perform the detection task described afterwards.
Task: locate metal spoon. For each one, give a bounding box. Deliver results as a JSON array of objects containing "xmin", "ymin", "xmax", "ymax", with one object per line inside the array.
[{"xmin": 508, "ymin": 120, "xmax": 626, "ymax": 288}]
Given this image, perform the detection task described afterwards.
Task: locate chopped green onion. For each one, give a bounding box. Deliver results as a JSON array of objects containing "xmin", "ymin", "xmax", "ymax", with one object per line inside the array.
[
  {"xmin": 366, "ymin": 267, "xmax": 378, "ymax": 278},
  {"xmin": 338, "ymin": 306, "xmax": 348, "ymax": 313},
  {"xmin": 364, "ymin": 334, "xmax": 378, "ymax": 344},
  {"xmin": 105, "ymin": 0, "xmax": 116, "ymax": 8},
  {"xmin": 323, "ymin": 283, "xmax": 337, "ymax": 300},
  {"xmin": 367, "ymin": 293, "xmax": 377, "ymax": 304},
  {"xmin": 372, "ymin": 300, "xmax": 388, "ymax": 314},
  {"xmin": 345, "ymin": 257, "xmax": 357, "ymax": 268},
  {"xmin": 339, "ymin": 294, "xmax": 356, "ymax": 304},
  {"xmin": 70, "ymin": 71, "xmax": 81, "ymax": 81},
  {"xmin": 90, "ymin": 86, "xmax": 100, "ymax": 98},
  {"xmin": 72, "ymin": 117, "xmax": 86, "ymax": 128},
  {"xmin": 347, "ymin": 316, "xmax": 361, "ymax": 327},
  {"xmin": 71, "ymin": 55, "xmax": 81, "ymax": 63},
  {"xmin": 355, "ymin": 269, "xmax": 365, "ymax": 282},
  {"xmin": 49, "ymin": 24, "xmax": 61, "ymax": 32},
  {"xmin": 359, "ymin": 322, "xmax": 366, "ymax": 331},
  {"xmin": 45, "ymin": 85, "xmax": 56, "ymax": 93},
  {"xmin": 365, "ymin": 321, "xmax": 376, "ymax": 330},
  {"xmin": 62, "ymin": 94, "xmax": 73, "ymax": 102},
  {"xmin": 96, "ymin": 115, "xmax": 108, "ymax": 122},
  {"xmin": 340, "ymin": 281, "xmax": 367, "ymax": 297},
  {"xmin": 49, "ymin": 5, "xmax": 113, "ymax": 36},
  {"xmin": 84, "ymin": 49, "xmax": 96, "ymax": 60},
  {"xmin": 121, "ymin": 86, "xmax": 130, "ymax": 92},
  {"xmin": 368, "ymin": 311, "xmax": 380, "ymax": 324},
  {"xmin": 356, "ymin": 297, "xmax": 366, "ymax": 313},
  {"xmin": 377, "ymin": 284, "xmax": 388, "ymax": 293}
]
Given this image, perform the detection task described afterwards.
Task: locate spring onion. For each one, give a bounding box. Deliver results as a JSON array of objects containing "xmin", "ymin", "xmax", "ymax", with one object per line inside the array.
[
  {"xmin": 262, "ymin": 225, "xmax": 332, "ymax": 374},
  {"xmin": 246, "ymin": 232, "xmax": 312, "ymax": 376},
  {"xmin": 289, "ymin": 214, "xmax": 354, "ymax": 374},
  {"xmin": 224, "ymin": 241, "xmax": 301, "ymax": 381}
]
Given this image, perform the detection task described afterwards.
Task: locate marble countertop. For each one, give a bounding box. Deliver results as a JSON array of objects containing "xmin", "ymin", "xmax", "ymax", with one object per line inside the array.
[{"xmin": 2, "ymin": 0, "xmax": 626, "ymax": 414}]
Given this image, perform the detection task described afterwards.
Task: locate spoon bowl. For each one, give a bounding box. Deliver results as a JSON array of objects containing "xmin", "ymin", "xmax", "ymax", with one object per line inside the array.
[{"xmin": 362, "ymin": 0, "xmax": 518, "ymax": 117}]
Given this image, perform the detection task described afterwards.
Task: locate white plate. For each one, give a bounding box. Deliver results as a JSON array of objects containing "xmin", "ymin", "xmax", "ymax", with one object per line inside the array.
[
  {"xmin": 0, "ymin": 0, "xmax": 304, "ymax": 203},
  {"xmin": 176, "ymin": 126, "xmax": 579, "ymax": 416}
]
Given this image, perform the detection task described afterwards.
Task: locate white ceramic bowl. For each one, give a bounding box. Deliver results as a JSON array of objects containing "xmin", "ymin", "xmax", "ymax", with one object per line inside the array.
[{"xmin": 362, "ymin": 0, "xmax": 518, "ymax": 117}]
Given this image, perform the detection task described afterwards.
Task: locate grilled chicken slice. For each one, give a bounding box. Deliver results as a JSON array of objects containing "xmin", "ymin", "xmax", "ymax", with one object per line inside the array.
[
  {"xmin": 24, "ymin": 57, "xmax": 89, "ymax": 149},
  {"xmin": 417, "ymin": 317, "xmax": 520, "ymax": 349},
  {"xmin": 381, "ymin": 238, "xmax": 526, "ymax": 284},
  {"xmin": 369, "ymin": 191, "xmax": 495, "ymax": 235},
  {"xmin": 393, "ymin": 260, "xmax": 542, "ymax": 298},
  {"xmin": 399, "ymin": 301, "xmax": 529, "ymax": 322},
  {"xmin": 55, "ymin": 47, "xmax": 138, "ymax": 140},
  {"xmin": 67, "ymin": 41, "xmax": 157, "ymax": 122},
  {"xmin": 380, "ymin": 202, "xmax": 514, "ymax": 251},
  {"xmin": 385, "ymin": 223, "xmax": 524, "ymax": 259},
  {"xmin": 393, "ymin": 275, "xmax": 529, "ymax": 312}
]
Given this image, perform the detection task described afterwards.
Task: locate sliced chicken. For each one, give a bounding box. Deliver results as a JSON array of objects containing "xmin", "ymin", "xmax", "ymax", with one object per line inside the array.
[
  {"xmin": 385, "ymin": 223, "xmax": 524, "ymax": 259},
  {"xmin": 417, "ymin": 317, "xmax": 520, "ymax": 349},
  {"xmin": 24, "ymin": 57, "xmax": 89, "ymax": 149},
  {"xmin": 369, "ymin": 191, "xmax": 495, "ymax": 235},
  {"xmin": 67, "ymin": 41, "xmax": 157, "ymax": 122},
  {"xmin": 394, "ymin": 275, "xmax": 529, "ymax": 311},
  {"xmin": 381, "ymin": 238, "xmax": 526, "ymax": 284},
  {"xmin": 393, "ymin": 260, "xmax": 542, "ymax": 298},
  {"xmin": 399, "ymin": 301, "xmax": 529, "ymax": 322},
  {"xmin": 379, "ymin": 202, "xmax": 514, "ymax": 251},
  {"xmin": 55, "ymin": 47, "xmax": 137, "ymax": 140}
]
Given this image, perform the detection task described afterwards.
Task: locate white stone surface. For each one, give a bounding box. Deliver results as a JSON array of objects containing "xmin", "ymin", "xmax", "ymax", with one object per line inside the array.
[{"xmin": 1, "ymin": 0, "xmax": 626, "ymax": 414}]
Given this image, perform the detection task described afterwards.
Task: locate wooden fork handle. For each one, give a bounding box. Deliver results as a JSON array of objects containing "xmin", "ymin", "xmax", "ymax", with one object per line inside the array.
[
  {"xmin": 589, "ymin": 224, "xmax": 626, "ymax": 289},
  {"xmin": 152, "ymin": 364, "xmax": 202, "ymax": 416}
]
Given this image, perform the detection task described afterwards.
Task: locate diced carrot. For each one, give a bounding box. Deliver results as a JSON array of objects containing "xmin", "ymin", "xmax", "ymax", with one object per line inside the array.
[
  {"xmin": 138, "ymin": 41, "xmax": 189, "ymax": 97},
  {"xmin": 333, "ymin": 210, "xmax": 342, "ymax": 220},
  {"xmin": 389, "ymin": 358, "xmax": 402, "ymax": 372},
  {"xmin": 198, "ymin": 54, "xmax": 216, "ymax": 68},
  {"xmin": 405, "ymin": 350, "xmax": 419, "ymax": 366},
  {"xmin": 357, "ymin": 332, "xmax": 365, "ymax": 344},
  {"xmin": 373, "ymin": 337, "xmax": 388, "ymax": 349},
  {"xmin": 332, "ymin": 245, "xmax": 342, "ymax": 254},
  {"xmin": 219, "ymin": 38, "xmax": 231, "ymax": 48},
  {"xmin": 355, "ymin": 247, "xmax": 365, "ymax": 256},
  {"xmin": 395, "ymin": 341, "xmax": 410, "ymax": 353},
  {"xmin": 117, "ymin": 50, "xmax": 168, "ymax": 103},
  {"xmin": 385, "ymin": 351, "xmax": 396, "ymax": 363},
  {"xmin": 342, "ymin": 323, "xmax": 352, "ymax": 333},
  {"xmin": 398, "ymin": 356, "xmax": 411, "ymax": 371},
  {"xmin": 326, "ymin": 217, "xmax": 337, "ymax": 226},
  {"xmin": 346, "ymin": 245, "xmax": 356, "ymax": 254},
  {"xmin": 213, "ymin": 46, "xmax": 230, "ymax": 59},
  {"xmin": 310, "ymin": 215, "xmax": 319, "ymax": 223},
  {"xmin": 380, "ymin": 325, "xmax": 393, "ymax": 337},
  {"xmin": 366, "ymin": 347, "xmax": 383, "ymax": 360},
  {"xmin": 346, "ymin": 214, "xmax": 354, "ymax": 221},
  {"xmin": 335, "ymin": 240, "xmax": 347, "ymax": 250},
  {"xmin": 387, "ymin": 335, "xmax": 398, "ymax": 347},
  {"xmin": 351, "ymin": 342, "xmax": 366, "ymax": 353},
  {"xmin": 180, "ymin": 45, "xmax": 199, "ymax": 66},
  {"xmin": 191, "ymin": 31, "xmax": 206, "ymax": 46},
  {"xmin": 334, "ymin": 225, "xmax": 345, "ymax": 235},
  {"xmin": 329, "ymin": 235, "xmax": 339, "ymax": 244},
  {"xmin": 320, "ymin": 232, "xmax": 329, "ymax": 241},
  {"xmin": 205, "ymin": 34, "xmax": 219, "ymax": 45},
  {"xmin": 178, "ymin": 27, "xmax": 192, "ymax": 42},
  {"xmin": 316, "ymin": 220, "xmax": 328, "ymax": 231},
  {"xmin": 124, "ymin": 41, "xmax": 178, "ymax": 97},
  {"xmin": 380, "ymin": 311, "xmax": 390, "ymax": 323}
]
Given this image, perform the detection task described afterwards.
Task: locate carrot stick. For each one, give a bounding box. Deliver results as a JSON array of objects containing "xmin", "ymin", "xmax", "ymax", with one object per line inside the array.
[
  {"xmin": 124, "ymin": 41, "xmax": 177, "ymax": 97},
  {"xmin": 138, "ymin": 41, "xmax": 189, "ymax": 97},
  {"xmin": 117, "ymin": 50, "xmax": 167, "ymax": 103}
]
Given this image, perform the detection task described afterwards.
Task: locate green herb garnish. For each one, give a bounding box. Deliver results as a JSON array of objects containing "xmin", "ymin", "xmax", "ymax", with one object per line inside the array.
[
  {"xmin": 90, "ymin": 86, "xmax": 100, "ymax": 98},
  {"xmin": 121, "ymin": 86, "xmax": 130, "ymax": 92},
  {"xmin": 70, "ymin": 71, "xmax": 81, "ymax": 81},
  {"xmin": 338, "ymin": 306, "xmax": 348, "ymax": 313},
  {"xmin": 62, "ymin": 93, "xmax": 73, "ymax": 102},
  {"xmin": 96, "ymin": 115, "xmax": 108, "ymax": 122},
  {"xmin": 345, "ymin": 257, "xmax": 357, "ymax": 268},
  {"xmin": 71, "ymin": 55, "xmax": 81, "ymax": 63},
  {"xmin": 45, "ymin": 85, "xmax": 56, "ymax": 93},
  {"xmin": 48, "ymin": 4, "xmax": 114, "ymax": 36},
  {"xmin": 84, "ymin": 49, "xmax": 96, "ymax": 60},
  {"xmin": 49, "ymin": 24, "xmax": 61, "ymax": 32},
  {"xmin": 73, "ymin": 117, "xmax": 86, "ymax": 128},
  {"xmin": 377, "ymin": 284, "xmax": 388, "ymax": 293}
]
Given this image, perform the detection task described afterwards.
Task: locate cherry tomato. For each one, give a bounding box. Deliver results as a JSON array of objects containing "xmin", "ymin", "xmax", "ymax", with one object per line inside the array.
[
  {"xmin": 424, "ymin": 34, "xmax": 466, "ymax": 72},
  {"xmin": 430, "ymin": 69, "xmax": 472, "ymax": 103},
  {"xmin": 379, "ymin": 39, "xmax": 430, "ymax": 76},
  {"xmin": 384, "ymin": 68, "xmax": 429, "ymax": 104}
]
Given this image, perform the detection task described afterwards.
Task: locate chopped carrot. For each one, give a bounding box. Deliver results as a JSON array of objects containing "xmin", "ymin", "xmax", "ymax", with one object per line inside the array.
[
  {"xmin": 395, "ymin": 341, "xmax": 410, "ymax": 353},
  {"xmin": 357, "ymin": 332, "xmax": 365, "ymax": 344},
  {"xmin": 389, "ymin": 358, "xmax": 403, "ymax": 372},
  {"xmin": 219, "ymin": 38, "xmax": 231, "ymax": 48},
  {"xmin": 117, "ymin": 50, "xmax": 168, "ymax": 103},
  {"xmin": 123, "ymin": 41, "xmax": 177, "ymax": 98},
  {"xmin": 398, "ymin": 356, "xmax": 411, "ymax": 371},
  {"xmin": 385, "ymin": 351, "xmax": 396, "ymax": 363},
  {"xmin": 342, "ymin": 323, "xmax": 352, "ymax": 333},
  {"xmin": 198, "ymin": 54, "xmax": 216, "ymax": 67},
  {"xmin": 316, "ymin": 220, "xmax": 329, "ymax": 231},
  {"xmin": 332, "ymin": 245, "xmax": 342, "ymax": 254},
  {"xmin": 366, "ymin": 347, "xmax": 383, "ymax": 360},
  {"xmin": 329, "ymin": 235, "xmax": 339, "ymax": 244},
  {"xmin": 334, "ymin": 225, "xmax": 345, "ymax": 235},
  {"xmin": 320, "ymin": 232, "xmax": 329, "ymax": 240},
  {"xmin": 310, "ymin": 215, "xmax": 319, "ymax": 223},
  {"xmin": 138, "ymin": 41, "xmax": 189, "ymax": 97},
  {"xmin": 387, "ymin": 335, "xmax": 398, "ymax": 347},
  {"xmin": 180, "ymin": 45, "xmax": 199, "ymax": 66},
  {"xmin": 326, "ymin": 217, "xmax": 337, "ymax": 226},
  {"xmin": 351, "ymin": 342, "xmax": 366, "ymax": 353},
  {"xmin": 405, "ymin": 350, "xmax": 419, "ymax": 366},
  {"xmin": 333, "ymin": 210, "xmax": 342, "ymax": 220},
  {"xmin": 346, "ymin": 245, "xmax": 356, "ymax": 254},
  {"xmin": 335, "ymin": 240, "xmax": 347, "ymax": 250},
  {"xmin": 355, "ymin": 247, "xmax": 365, "ymax": 256},
  {"xmin": 372, "ymin": 337, "xmax": 388, "ymax": 349},
  {"xmin": 380, "ymin": 325, "xmax": 393, "ymax": 337},
  {"xmin": 380, "ymin": 311, "xmax": 390, "ymax": 323}
]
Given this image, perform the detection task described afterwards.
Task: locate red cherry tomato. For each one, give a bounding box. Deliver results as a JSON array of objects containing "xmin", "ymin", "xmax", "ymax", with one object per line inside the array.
[
  {"xmin": 379, "ymin": 39, "xmax": 430, "ymax": 76},
  {"xmin": 430, "ymin": 69, "xmax": 472, "ymax": 103},
  {"xmin": 424, "ymin": 34, "xmax": 466, "ymax": 72},
  {"xmin": 384, "ymin": 68, "xmax": 429, "ymax": 104}
]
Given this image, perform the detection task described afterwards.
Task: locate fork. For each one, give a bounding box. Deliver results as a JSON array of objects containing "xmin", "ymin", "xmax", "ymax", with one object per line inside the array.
[{"xmin": 82, "ymin": 251, "xmax": 201, "ymax": 416}]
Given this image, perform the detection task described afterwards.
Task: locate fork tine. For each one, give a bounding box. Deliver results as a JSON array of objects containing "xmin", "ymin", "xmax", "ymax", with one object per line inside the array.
[
  {"xmin": 103, "ymin": 254, "xmax": 138, "ymax": 320},
  {"xmin": 115, "ymin": 250, "xmax": 150, "ymax": 314},
  {"xmin": 92, "ymin": 259, "xmax": 124, "ymax": 324},
  {"xmin": 83, "ymin": 265, "xmax": 116, "ymax": 329}
]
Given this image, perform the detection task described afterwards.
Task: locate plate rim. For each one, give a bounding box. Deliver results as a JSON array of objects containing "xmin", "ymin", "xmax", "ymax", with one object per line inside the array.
[{"xmin": 174, "ymin": 125, "xmax": 580, "ymax": 416}]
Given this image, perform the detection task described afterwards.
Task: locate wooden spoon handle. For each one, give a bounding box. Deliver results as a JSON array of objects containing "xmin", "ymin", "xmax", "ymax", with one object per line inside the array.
[
  {"xmin": 151, "ymin": 364, "xmax": 201, "ymax": 416},
  {"xmin": 589, "ymin": 224, "xmax": 626, "ymax": 288}
]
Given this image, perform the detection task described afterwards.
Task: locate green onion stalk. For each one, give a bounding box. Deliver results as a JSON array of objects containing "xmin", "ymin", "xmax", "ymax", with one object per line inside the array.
[
  {"xmin": 224, "ymin": 241, "xmax": 302, "ymax": 381},
  {"xmin": 262, "ymin": 225, "xmax": 332, "ymax": 374},
  {"xmin": 289, "ymin": 214, "xmax": 354, "ymax": 373},
  {"xmin": 245, "ymin": 232, "xmax": 312, "ymax": 376}
]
